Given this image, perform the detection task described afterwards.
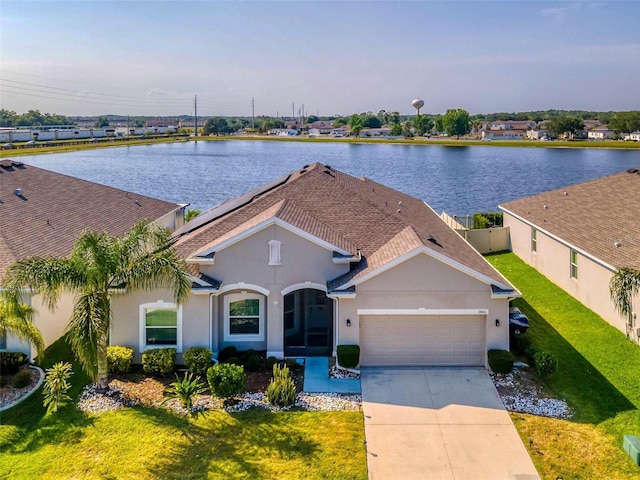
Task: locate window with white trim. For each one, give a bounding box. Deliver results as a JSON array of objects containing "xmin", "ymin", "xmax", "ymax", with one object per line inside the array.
[
  {"xmin": 140, "ymin": 302, "xmax": 182, "ymax": 352},
  {"xmin": 268, "ymin": 239, "xmax": 281, "ymax": 265},
  {"xmin": 531, "ymin": 228, "xmax": 537, "ymax": 252},
  {"xmin": 570, "ymin": 249, "xmax": 578, "ymax": 279},
  {"xmin": 224, "ymin": 293, "xmax": 265, "ymax": 341}
]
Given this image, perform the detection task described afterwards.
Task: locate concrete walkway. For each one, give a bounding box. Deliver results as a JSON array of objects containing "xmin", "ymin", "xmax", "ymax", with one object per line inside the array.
[
  {"xmin": 303, "ymin": 357, "xmax": 361, "ymax": 394},
  {"xmin": 361, "ymin": 367, "xmax": 540, "ymax": 480}
]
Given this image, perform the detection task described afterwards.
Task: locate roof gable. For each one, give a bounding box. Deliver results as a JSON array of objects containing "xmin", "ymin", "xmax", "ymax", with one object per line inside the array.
[{"xmin": 175, "ymin": 163, "xmax": 513, "ymax": 290}]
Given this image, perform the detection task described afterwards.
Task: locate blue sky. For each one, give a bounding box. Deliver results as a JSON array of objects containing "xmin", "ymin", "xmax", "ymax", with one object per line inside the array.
[{"xmin": 1, "ymin": 1, "xmax": 639, "ymax": 117}]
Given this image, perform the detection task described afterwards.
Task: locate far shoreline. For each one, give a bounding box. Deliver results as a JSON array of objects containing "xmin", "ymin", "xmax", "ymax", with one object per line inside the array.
[{"xmin": 2, "ymin": 134, "xmax": 640, "ymax": 158}]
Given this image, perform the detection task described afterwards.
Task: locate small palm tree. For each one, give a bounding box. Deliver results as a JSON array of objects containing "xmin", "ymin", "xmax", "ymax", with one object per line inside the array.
[
  {"xmin": 0, "ymin": 299, "xmax": 44, "ymax": 356},
  {"xmin": 2, "ymin": 220, "xmax": 191, "ymax": 390},
  {"xmin": 610, "ymin": 267, "xmax": 640, "ymax": 337}
]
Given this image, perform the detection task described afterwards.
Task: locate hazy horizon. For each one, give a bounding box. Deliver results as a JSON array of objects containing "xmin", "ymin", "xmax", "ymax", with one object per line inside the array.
[{"xmin": 2, "ymin": 1, "xmax": 639, "ymax": 118}]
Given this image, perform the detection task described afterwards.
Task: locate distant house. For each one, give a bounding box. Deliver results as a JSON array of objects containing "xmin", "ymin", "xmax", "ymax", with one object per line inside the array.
[
  {"xmin": 588, "ymin": 126, "xmax": 616, "ymax": 140},
  {"xmin": 501, "ymin": 168, "xmax": 640, "ymax": 341},
  {"xmin": 482, "ymin": 130, "xmax": 526, "ymax": 140},
  {"xmin": 489, "ymin": 120, "xmax": 536, "ymax": 131},
  {"xmin": 0, "ymin": 160, "xmax": 187, "ymax": 356},
  {"xmin": 625, "ymin": 131, "xmax": 640, "ymax": 141},
  {"xmin": 268, "ymin": 129, "xmax": 299, "ymax": 137}
]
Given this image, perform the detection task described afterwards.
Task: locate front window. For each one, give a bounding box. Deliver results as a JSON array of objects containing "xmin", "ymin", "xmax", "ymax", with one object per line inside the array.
[
  {"xmin": 139, "ymin": 302, "xmax": 182, "ymax": 352},
  {"xmin": 224, "ymin": 293, "xmax": 265, "ymax": 341},
  {"xmin": 570, "ymin": 250, "xmax": 578, "ymax": 279}
]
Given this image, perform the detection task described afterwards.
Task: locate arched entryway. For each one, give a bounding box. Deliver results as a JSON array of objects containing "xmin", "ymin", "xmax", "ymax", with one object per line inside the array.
[{"xmin": 284, "ymin": 289, "xmax": 333, "ymax": 356}]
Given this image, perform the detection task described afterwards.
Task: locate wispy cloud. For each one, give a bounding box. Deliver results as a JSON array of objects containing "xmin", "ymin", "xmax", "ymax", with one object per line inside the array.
[{"xmin": 540, "ymin": 2, "xmax": 580, "ymax": 24}]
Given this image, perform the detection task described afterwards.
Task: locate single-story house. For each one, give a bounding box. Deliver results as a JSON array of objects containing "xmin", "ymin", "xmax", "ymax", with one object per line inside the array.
[
  {"xmin": 482, "ymin": 130, "xmax": 526, "ymax": 140},
  {"xmin": 500, "ymin": 168, "xmax": 640, "ymax": 340},
  {"xmin": 0, "ymin": 159, "xmax": 187, "ymax": 356},
  {"xmin": 588, "ymin": 126, "xmax": 616, "ymax": 140},
  {"xmin": 110, "ymin": 163, "xmax": 518, "ymax": 367}
]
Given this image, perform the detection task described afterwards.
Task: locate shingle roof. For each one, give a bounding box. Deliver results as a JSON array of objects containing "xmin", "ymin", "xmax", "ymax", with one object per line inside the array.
[
  {"xmin": 175, "ymin": 163, "xmax": 513, "ymax": 290},
  {"xmin": 0, "ymin": 160, "xmax": 180, "ymax": 281},
  {"xmin": 500, "ymin": 168, "xmax": 640, "ymax": 270}
]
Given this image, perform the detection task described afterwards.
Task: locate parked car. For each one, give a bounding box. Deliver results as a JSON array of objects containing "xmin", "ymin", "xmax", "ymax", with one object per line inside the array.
[{"xmin": 509, "ymin": 307, "xmax": 529, "ymax": 335}]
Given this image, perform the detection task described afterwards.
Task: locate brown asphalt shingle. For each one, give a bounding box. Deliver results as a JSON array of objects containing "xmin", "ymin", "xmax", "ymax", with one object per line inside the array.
[
  {"xmin": 175, "ymin": 163, "xmax": 512, "ymax": 289},
  {"xmin": 500, "ymin": 168, "xmax": 640, "ymax": 270},
  {"xmin": 0, "ymin": 160, "xmax": 180, "ymax": 281}
]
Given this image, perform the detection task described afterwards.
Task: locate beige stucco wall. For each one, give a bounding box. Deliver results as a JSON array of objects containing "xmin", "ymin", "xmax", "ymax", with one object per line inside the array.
[
  {"xmin": 200, "ymin": 224, "xmax": 350, "ymax": 357},
  {"xmin": 31, "ymin": 292, "xmax": 75, "ymax": 349},
  {"xmin": 110, "ymin": 288, "xmax": 210, "ymax": 363},
  {"xmin": 334, "ymin": 253, "xmax": 510, "ymax": 361},
  {"xmin": 505, "ymin": 212, "xmax": 638, "ymax": 338}
]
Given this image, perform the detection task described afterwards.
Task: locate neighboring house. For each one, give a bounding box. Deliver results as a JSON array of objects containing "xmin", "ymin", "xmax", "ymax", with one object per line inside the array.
[
  {"xmin": 482, "ymin": 130, "xmax": 526, "ymax": 140},
  {"xmin": 588, "ymin": 126, "xmax": 616, "ymax": 140},
  {"xmin": 268, "ymin": 129, "xmax": 299, "ymax": 137},
  {"xmin": 489, "ymin": 120, "xmax": 536, "ymax": 131},
  {"xmin": 500, "ymin": 168, "xmax": 640, "ymax": 340},
  {"xmin": 0, "ymin": 159, "xmax": 187, "ymax": 356},
  {"xmin": 623, "ymin": 131, "xmax": 640, "ymax": 141},
  {"xmin": 111, "ymin": 163, "xmax": 518, "ymax": 367}
]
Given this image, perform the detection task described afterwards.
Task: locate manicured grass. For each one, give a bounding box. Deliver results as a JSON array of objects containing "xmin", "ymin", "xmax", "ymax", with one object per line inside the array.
[
  {"xmin": 487, "ymin": 252, "xmax": 640, "ymax": 479},
  {"xmin": 0, "ymin": 341, "xmax": 366, "ymax": 479}
]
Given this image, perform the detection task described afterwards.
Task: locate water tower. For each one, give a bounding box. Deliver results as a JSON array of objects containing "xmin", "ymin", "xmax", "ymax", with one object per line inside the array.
[{"xmin": 412, "ymin": 98, "xmax": 424, "ymax": 116}]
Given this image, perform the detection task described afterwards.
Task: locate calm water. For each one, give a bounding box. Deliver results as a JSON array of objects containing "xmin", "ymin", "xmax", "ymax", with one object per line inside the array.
[{"xmin": 19, "ymin": 141, "xmax": 640, "ymax": 215}]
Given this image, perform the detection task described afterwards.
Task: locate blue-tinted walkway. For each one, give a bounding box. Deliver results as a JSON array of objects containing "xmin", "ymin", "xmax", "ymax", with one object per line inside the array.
[{"xmin": 303, "ymin": 357, "xmax": 361, "ymax": 394}]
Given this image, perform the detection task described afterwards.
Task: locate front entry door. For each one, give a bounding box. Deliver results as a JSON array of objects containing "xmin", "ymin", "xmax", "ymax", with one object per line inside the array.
[{"xmin": 284, "ymin": 289, "xmax": 333, "ymax": 356}]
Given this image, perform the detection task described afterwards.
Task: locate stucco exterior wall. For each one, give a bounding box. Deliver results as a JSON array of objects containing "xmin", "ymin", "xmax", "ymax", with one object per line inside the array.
[
  {"xmin": 31, "ymin": 292, "xmax": 75, "ymax": 349},
  {"xmin": 504, "ymin": 212, "xmax": 637, "ymax": 338},
  {"xmin": 110, "ymin": 288, "xmax": 210, "ymax": 363},
  {"xmin": 199, "ymin": 224, "xmax": 350, "ymax": 357},
  {"xmin": 335, "ymin": 253, "xmax": 510, "ymax": 356}
]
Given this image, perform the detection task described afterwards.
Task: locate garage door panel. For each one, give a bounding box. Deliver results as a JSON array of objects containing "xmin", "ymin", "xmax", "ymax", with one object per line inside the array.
[{"xmin": 360, "ymin": 315, "xmax": 485, "ymax": 367}]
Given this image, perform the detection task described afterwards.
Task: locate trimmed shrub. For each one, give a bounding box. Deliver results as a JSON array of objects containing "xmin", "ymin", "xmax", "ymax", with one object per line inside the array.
[
  {"xmin": 510, "ymin": 333, "xmax": 531, "ymax": 356},
  {"xmin": 0, "ymin": 375, "xmax": 8, "ymax": 387},
  {"xmin": 286, "ymin": 358, "xmax": 298, "ymax": 369},
  {"xmin": 245, "ymin": 354, "xmax": 261, "ymax": 372},
  {"xmin": 218, "ymin": 346, "xmax": 238, "ymax": 363},
  {"xmin": 207, "ymin": 363, "xmax": 245, "ymax": 399},
  {"xmin": 266, "ymin": 356, "xmax": 278, "ymax": 370},
  {"xmin": 0, "ymin": 351, "xmax": 28, "ymax": 375},
  {"xmin": 142, "ymin": 348, "xmax": 176, "ymax": 376},
  {"xmin": 43, "ymin": 362, "xmax": 73, "ymax": 413},
  {"xmin": 337, "ymin": 345, "xmax": 360, "ymax": 369},
  {"xmin": 245, "ymin": 349, "xmax": 257, "ymax": 358},
  {"xmin": 183, "ymin": 347, "xmax": 213, "ymax": 377},
  {"xmin": 13, "ymin": 369, "xmax": 32, "ymax": 388},
  {"xmin": 524, "ymin": 347, "xmax": 538, "ymax": 364},
  {"xmin": 488, "ymin": 349, "xmax": 514, "ymax": 374},
  {"xmin": 226, "ymin": 356, "xmax": 241, "ymax": 366},
  {"xmin": 107, "ymin": 346, "xmax": 134, "ymax": 374},
  {"xmin": 266, "ymin": 363, "xmax": 297, "ymax": 407},
  {"xmin": 534, "ymin": 351, "xmax": 557, "ymax": 378}
]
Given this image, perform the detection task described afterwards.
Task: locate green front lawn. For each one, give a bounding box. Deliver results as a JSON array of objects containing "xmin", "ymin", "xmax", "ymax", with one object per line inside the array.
[
  {"xmin": 487, "ymin": 252, "xmax": 640, "ymax": 479},
  {"xmin": 0, "ymin": 342, "xmax": 366, "ymax": 479}
]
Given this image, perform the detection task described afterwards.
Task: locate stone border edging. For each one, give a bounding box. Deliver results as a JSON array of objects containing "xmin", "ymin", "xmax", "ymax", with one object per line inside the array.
[{"xmin": 0, "ymin": 366, "xmax": 45, "ymax": 412}]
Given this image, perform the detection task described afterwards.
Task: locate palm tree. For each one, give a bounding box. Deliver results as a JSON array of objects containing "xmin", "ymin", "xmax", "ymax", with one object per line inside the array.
[
  {"xmin": 2, "ymin": 221, "xmax": 191, "ymax": 390},
  {"xmin": 0, "ymin": 299, "xmax": 45, "ymax": 355},
  {"xmin": 610, "ymin": 267, "xmax": 640, "ymax": 337}
]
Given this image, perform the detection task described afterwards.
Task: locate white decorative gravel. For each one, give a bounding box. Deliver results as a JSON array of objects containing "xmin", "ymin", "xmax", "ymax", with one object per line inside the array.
[
  {"xmin": 329, "ymin": 367, "xmax": 360, "ymax": 379},
  {"xmin": 77, "ymin": 387, "xmax": 361, "ymax": 415},
  {"xmin": 490, "ymin": 370, "xmax": 573, "ymax": 419}
]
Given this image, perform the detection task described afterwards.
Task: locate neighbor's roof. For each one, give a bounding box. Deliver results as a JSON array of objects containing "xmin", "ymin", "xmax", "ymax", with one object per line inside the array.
[
  {"xmin": 174, "ymin": 163, "xmax": 513, "ymax": 291},
  {"xmin": 0, "ymin": 160, "xmax": 180, "ymax": 281},
  {"xmin": 500, "ymin": 167, "xmax": 640, "ymax": 270}
]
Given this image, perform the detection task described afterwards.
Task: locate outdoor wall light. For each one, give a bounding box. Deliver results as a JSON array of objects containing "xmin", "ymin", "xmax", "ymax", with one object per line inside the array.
[
  {"xmin": 346, "ymin": 318, "xmax": 351, "ymax": 327},
  {"xmin": 495, "ymin": 319, "xmax": 500, "ymax": 327}
]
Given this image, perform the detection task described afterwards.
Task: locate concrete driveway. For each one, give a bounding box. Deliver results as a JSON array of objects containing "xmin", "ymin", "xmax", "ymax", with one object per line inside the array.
[{"xmin": 361, "ymin": 368, "xmax": 540, "ymax": 480}]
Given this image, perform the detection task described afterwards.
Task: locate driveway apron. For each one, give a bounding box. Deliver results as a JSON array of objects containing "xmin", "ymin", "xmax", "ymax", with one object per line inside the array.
[{"xmin": 361, "ymin": 367, "xmax": 540, "ymax": 480}]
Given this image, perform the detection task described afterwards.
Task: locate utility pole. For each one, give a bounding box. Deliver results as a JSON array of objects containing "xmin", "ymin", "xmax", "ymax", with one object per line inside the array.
[
  {"xmin": 194, "ymin": 94, "xmax": 198, "ymax": 137},
  {"xmin": 251, "ymin": 97, "xmax": 255, "ymax": 130},
  {"xmin": 292, "ymin": 102, "xmax": 295, "ymax": 122}
]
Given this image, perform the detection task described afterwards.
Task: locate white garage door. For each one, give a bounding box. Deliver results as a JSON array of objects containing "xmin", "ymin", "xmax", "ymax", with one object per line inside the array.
[{"xmin": 360, "ymin": 315, "xmax": 485, "ymax": 366}]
